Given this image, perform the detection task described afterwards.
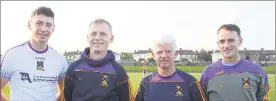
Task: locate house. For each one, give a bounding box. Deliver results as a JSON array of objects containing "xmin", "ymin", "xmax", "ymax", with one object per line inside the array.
[
  {"xmin": 212, "ymin": 48, "xmax": 275, "ymax": 64},
  {"xmin": 63, "ymin": 50, "xmax": 82, "ymax": 64},
  {"xmin": 212, "ymin": 50, "xmax": 222, "ymax": 63},
  {"xmin": 133, "ymin": 48, "xmax": 152, "ymax": 62},
  {"xmin": 240, "ymin": 48, "xmax": 275, "ymax": 64},
  {"xmin": 178, "ymin": 48, "xmax": 198, "ymax": 61},
  {"xmin": 114, "ymin": 52, "xmax": 120, "ymax": 61},
  {"xmin": 64, "ymin": 50, "xmax": 121, "ymax": 65},
  {"xmin": 133, "ymin": 48, "xmax": 197, "ymax": 62}
]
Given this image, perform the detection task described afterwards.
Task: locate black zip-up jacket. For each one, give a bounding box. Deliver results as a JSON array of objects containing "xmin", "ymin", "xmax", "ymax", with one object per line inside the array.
[{"xmin": 63, "ymin": 48, "xmax": 133, "ymax": 101}]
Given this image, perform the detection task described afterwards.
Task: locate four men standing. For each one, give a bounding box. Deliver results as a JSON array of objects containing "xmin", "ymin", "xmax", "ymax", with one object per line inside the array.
[{"xmin": 1, "ymin": 6, "xmax": 270, "ymax": 101}]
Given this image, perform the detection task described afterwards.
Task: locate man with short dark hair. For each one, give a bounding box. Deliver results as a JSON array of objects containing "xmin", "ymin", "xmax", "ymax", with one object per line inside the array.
[
  {"xmin": 200, "ymin": 24, "xmax": 270, "ymax": 101},
  {"xmin": 1, "ymin": 6, "xmax": 68, "ymax": 101},
  {"xmin": 63, "ymin": 18, "xmax": 133, "ymax": 101}
]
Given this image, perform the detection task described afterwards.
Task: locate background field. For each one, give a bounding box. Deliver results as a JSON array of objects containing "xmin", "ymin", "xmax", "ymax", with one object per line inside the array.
[
  {"xmin": 2, "ymin": 66, "xmax": 275, "ymax": 100},
  {"xmin": 124, "ymin": 66, "xmax": 276, "ymax": 73}
]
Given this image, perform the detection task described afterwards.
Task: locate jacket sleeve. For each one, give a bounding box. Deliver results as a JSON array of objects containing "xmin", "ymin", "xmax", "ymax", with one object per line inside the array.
[
  {"xmin": 189, "ymin": 80, "xmax": 208, "ymax": 101},
  {"xmin": 256, "ymin": 67, "xmax": 270, "ymax": 101},
  {"xmin": 199, "ymin": 66, "xmax": 209, "ymax": 100},
  {"xmin": 115, "ymin": 65, "xmax": 134, "ymax": 101},
  {"xmin": 63, "ymin": 62, "xmax": 77, "ymax": 101},
  {"xmin": 0, "ymin": 49, "xmax": 15, "ymax": 81}
]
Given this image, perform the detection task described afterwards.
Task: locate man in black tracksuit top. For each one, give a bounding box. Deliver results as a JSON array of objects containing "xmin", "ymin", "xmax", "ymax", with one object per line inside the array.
[{"xmin": 63, "ymin": 19, "xmax": 133, "ymax": 101}]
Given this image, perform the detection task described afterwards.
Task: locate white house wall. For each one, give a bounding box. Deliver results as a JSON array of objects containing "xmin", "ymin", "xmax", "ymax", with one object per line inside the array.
[
  {"xmin": 115, "ymin": 55, "xmax": 120, "ymax": 60},
  {"xmin": 212, "ymin": 53, "xmax": 222, "ymax": 63},
  {"xmin": 133, "ymin": 54, "xmax": 147, "ymax": 61}
]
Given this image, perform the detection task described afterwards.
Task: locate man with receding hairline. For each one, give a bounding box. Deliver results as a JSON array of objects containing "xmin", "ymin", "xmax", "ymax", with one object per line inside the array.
[
  {"xmin": 200, "ymin": 24, "xmax": 270, "ymax": 101},
  {"xmin": 63, "ymin": 18, "xmax": 133, "ymax": 101}
]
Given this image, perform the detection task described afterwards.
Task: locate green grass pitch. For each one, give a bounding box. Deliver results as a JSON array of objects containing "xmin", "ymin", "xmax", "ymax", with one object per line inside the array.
[
  {"xmin": 128, "ymin": 73, "xmax": 275, "ymax": 100},
  {"xmin": 2, "ymin": 72, "xmax": 275, "ymax": 100}
]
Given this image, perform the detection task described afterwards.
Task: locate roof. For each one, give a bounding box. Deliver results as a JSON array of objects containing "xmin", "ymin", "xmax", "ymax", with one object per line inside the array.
[
  {"xmin": 133, "ymin": 49, "xmax": 197, "ymax": 55},
  {"xmin": 64, "ymin": 51, "xmax": 82, "ymax": 56},
  {"xmin": 63, "ymin": 50, "xmax": 120, "ymax": 56},
  {"xmin": 214, "ymin": 50, "xmax": 220, "ymax": 53},
  {"xmin": 134, "ymin": 50, "xmax": 152, "ymax": 54},
  {"xmin": 214, "ymin": 50, "xmax": 275, "ymax": 55},
  {"xmin": 178, "ymin": 50, "xmax": 197, "ymax": 55},
  {"xmin": 262, "ymin": 50, "xmax": 275, "ymax": 55}
]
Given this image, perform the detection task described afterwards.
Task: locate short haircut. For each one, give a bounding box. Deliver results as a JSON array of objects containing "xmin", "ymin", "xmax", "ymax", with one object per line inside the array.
[
  {"xmin": 89, "ymin": 18, "xmax": 112, "ymax": 33},
  {"xmin": 152, "ymin": 35, "xmax": 177, "ymax": 53},
  {"xmin": 31, "ymin": 6, "xmax": 54, "ymax": 19},
  {"xmin": 217, "ymin": 24, "xmax": 241, "ymax": 38}
]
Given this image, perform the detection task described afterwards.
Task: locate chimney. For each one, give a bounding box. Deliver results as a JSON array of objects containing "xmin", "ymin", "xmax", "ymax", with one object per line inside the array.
[
  {"xmin": 261, "ymin": 48, "xmax": 264, "ymax": 50},
  {"xmin": 149, "ymin": 48, "xmax": 151, "ymax": 51},
  {"xmin": 244, "ymin": 48, "xmax": 246, "ymax": 51},
  {"xmin": 134, "ymin": 50, "xmax": 137, "ymax": 53}
]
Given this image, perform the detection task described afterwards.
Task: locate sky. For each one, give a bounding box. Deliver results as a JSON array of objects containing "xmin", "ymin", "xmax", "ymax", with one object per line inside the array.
[{"xmin": 1, "ymin": 1, "xmax": 275, "ymax": 54}]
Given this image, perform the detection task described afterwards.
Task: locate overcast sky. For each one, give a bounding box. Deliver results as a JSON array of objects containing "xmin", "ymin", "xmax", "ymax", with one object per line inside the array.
[{"xmin": 1, "ymin": 1, "xmax": 275, "ymax": 54}]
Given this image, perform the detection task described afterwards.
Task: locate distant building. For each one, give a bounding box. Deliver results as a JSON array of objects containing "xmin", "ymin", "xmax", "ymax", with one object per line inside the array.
[
  {"xmin": 178, "ymin": 48, "xmax": 198, "ymax": 61},
  {"xmin": 114, "ymin": 52, "xmax": 120, "ymax": 61},
  {"xmin": 64, "ymin": 50, "xmax": 120, "ymax": 65},
  {"xmin": 63, "ymin": 50, "xmax": 82, "ymax": 65},
  {"xmin": 212, "ymin": 50, "xmax": 222, "ymax": 63},
  {"xmin": 133, "ymin": 48, "xmax": 152, "ymax": 62},
  {"xmin": 133, "ymin": 48, "xmax": 197, "ymax": 62},
  {"xmin": 212, "ymin": 48, "xmax": 275, "ymax": 65}
]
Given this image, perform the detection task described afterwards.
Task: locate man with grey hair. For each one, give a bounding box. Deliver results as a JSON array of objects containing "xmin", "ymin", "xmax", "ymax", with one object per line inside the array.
[
  {"xmin": 134, "ymin": 35, "xmax": 207, "ymax": 101},
  {"xmin": 63, "ymin": 18, "xmax": 133, "ymax": 101}
]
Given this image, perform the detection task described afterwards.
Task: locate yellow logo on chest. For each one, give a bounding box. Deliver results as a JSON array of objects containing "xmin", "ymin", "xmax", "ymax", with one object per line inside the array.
[
  {"xmin": 100, "ymin": 75, "xmax": 109, "ymax": 87},
  {"xmin": 175, "ymin": 86, "xmax": 183, "ymax": 96}
]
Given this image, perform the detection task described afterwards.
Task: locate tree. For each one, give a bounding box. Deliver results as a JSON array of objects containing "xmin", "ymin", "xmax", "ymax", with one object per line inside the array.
[
  {"xmin": 198, "ymin": 49, "xmax": 212, "ymax": 62},
  {"xmin": 120, "ymin": 52, "xmax": 133, "ymax": 59},
  {"xmin": 207, "ymin": 50, "xmax": 213, "ymax": 62},
  {"xmin": 195, "ymin": 50, "xmax": 199, "ymax": 60},
  {"xmin": 126, "ymin": 52, "xmax": 133, "ymax": 59}
]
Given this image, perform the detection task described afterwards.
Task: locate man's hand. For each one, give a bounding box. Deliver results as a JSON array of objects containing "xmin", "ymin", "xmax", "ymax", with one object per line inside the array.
[
  {"xmin": 56, "ymin": 91, "xmax": 61, "ymax": 101},
  {"xmin": 1, "ymin": 91, "xmax": 8, "ymax": 101},
  {"xmin": 1, "ymin": 79, "xmax": 9, "ymax": 101},
  {"xmin": 57, "ymin": 80, "xmax": 64, "ymax": 101}
]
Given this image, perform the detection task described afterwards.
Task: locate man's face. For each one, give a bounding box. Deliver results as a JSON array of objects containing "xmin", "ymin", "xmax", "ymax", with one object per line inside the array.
[
  {"xmin": 28, "ymin": 14, "xmax": 54, "ymax": 44},
  {"xmin": 152, "ymin": 43, "xmax": 177, "ymax": 70},
  {"xmin": 217, "ymin": 29, "xmax": 243, "ymax": 59},
  {"xmin": 87, "ymin": 23, "xmax": 113, "ymax": 53}
]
